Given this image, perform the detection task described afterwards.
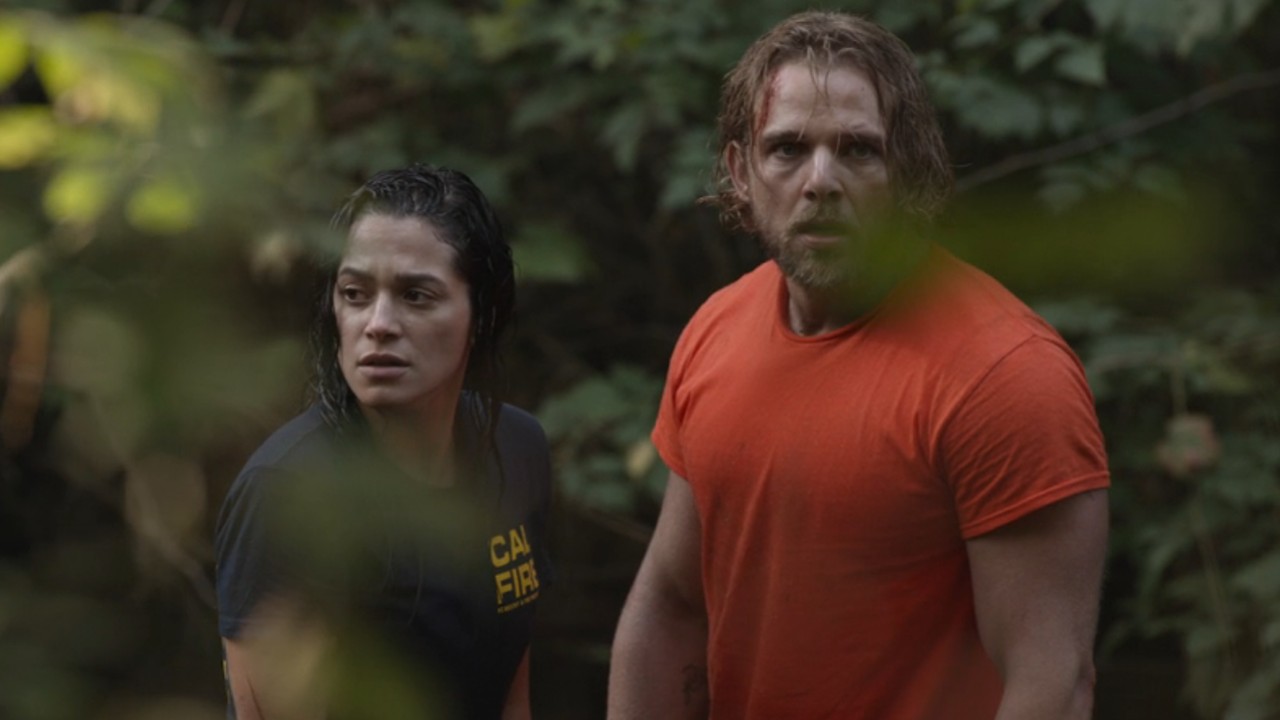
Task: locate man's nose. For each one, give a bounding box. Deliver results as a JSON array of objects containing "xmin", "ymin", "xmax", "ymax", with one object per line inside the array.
[
  {"xmin": 364, "ymin": 295, "xmax": 400, "ymax": 338},
  {"xmin": 802, "ymin": 148, "xmax": 842, "ymax": 203}
]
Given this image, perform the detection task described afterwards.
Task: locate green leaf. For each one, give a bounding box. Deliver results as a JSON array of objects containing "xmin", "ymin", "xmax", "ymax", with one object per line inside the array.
[
  {"xmin": 660, "ymin": 128, "xmax": 712, "ymax": 210},
  {"xmin": 1054, "ymin": 43, "xmax": 1106, "ymax": 86},
  {"xmin": 1178, "ymin": 0, "xmax": 1226, "ymax": 55},
  {"xmin": 43, "ymin": 165, "xmax": 111, "ymax": 225},
  {"xmin": 874, "ymin": 4, "xmax": 943, "ymax": 33},
  {"xmin": 601, "ymin": 102, "xmax": 647, "ymax": 172},
  {"xmin": 469, "ymin": 12, "xmax": 525, "ymax": 63},
  {"xmin": 0, "ymin": 17, "xmax": 27, "ymax": 91},
  {"xmin": 1082, "ymin": 0, "xmax": 1125, "ymax": 30},
  {"xmin": 929, "ymin": 71, "xmax": 1043, "ymax": 140},
  {"xmin": 243, "ymin": 68, "xmax": 316, "ymax": 133},
  {"xmin": 0, "ymin": 106, "xmax": 56, "ymax": 168},
  {"xmin": 1228, "ymin": 0, "xmax": 1271, "ymax": 32},
  {"xmin": 1231, "ymin": 549, "xmax": 1280, "ymax": 600},
  {"xmin": 512, "ymin": 222, "xmax": 592, "ymax": 283},
  {"xmin": 512, "ymin": 84, "xmax": 590, "ymax": 133},
  {"xmin": 953, "ymin": 17, "xmax": 1001, "ymax": 49},
  {"xmin": 126, "ymin": 178, "xmax": 200, "ymax": 235},
  {"xmin": 1014, "ymin": 35, "xmax": 1061, "ymax": 73}
]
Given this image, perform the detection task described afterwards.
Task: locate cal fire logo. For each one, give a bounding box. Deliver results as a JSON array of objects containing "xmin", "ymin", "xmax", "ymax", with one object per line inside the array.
[{"xmin": 490, "ymin": 524, "xmax": 540, "ymax": 613}]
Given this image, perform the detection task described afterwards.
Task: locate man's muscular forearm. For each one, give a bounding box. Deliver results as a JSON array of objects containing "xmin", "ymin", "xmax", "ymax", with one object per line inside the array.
[{"xmin": 607, "ymin": 586, "xmax": 709, "ymax": 719}]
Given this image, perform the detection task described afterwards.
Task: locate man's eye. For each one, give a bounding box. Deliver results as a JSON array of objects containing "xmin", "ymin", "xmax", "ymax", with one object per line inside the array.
[
  {"xmin": 844, "ymin": 142, "xmax": 879, "ymax": 160},
  {"xmin": 404, "ymin": 289, "xmax": 435, "ymax": 304},
  {"xmin": 774, "ymin": 142, "xmax": 802, "ymax": 158}
]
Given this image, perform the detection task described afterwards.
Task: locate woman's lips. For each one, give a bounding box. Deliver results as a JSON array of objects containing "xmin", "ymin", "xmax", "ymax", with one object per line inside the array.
[{"xmin": 358, "ymin": 353, "xmax": 409, "ymax": 380}]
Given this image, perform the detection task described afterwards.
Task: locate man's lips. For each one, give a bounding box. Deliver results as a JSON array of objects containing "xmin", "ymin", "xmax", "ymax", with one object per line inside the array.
[{"xmin": 792, "ymin": 221, "xmax": 854, "ymax": 247}]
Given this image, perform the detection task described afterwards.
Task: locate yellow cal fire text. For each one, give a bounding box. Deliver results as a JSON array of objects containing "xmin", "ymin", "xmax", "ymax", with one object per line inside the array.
[{"xmin": 491, "ymin": 524, "xmax": 539, "ymax": 612}]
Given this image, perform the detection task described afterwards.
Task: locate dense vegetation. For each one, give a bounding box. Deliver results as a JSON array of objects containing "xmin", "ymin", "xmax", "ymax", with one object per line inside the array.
[{"xmin": 2, "ymin": 0, "xmax": 1278, "ymax": 718}]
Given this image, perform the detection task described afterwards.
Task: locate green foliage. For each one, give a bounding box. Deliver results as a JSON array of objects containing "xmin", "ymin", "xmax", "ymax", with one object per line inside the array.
[
  {"xmin": 538, "ymin": 366, "xmax": 666, "ymax": 514},
  {"xmin": 1049, "ymin": 288, "xmax": 1280, "ymax": 719},
  {"xmin": 2, "ymin": 0, "xmax": 1279, "ymax": 717}
]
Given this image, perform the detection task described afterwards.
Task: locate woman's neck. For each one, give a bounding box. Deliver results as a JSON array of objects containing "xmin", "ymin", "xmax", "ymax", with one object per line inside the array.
[{"xmin": 362, "ymin": 395, "xmax": 461, "ymax": 488}]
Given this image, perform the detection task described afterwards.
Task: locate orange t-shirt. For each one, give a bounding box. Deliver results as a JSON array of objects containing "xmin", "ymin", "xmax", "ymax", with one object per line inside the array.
[{"xmin": 652, "ymin": 245, "xmax": 1110, "ymax": 719}]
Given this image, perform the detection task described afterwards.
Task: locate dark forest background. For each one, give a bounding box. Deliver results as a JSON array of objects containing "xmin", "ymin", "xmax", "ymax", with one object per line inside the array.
[{"xmin": 2, "ymin": 0, "xmax": 1279, "ymax": 718}]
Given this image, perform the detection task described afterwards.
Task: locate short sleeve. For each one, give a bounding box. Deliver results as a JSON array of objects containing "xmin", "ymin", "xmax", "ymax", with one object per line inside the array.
[
  {"xmin": 941, "ymin": 336, "xmax": 1110, "ymax": 539},
  {"xmin": 215, "ymin": 467, "xmax": 335, "ymax": 638},
  {"xmin": 528, "ymin": 421, "xmax": 556, "ymax": 591},
  {"xmin": 652, "ymin": 324, "xmax": 695, "ymax": 479}
]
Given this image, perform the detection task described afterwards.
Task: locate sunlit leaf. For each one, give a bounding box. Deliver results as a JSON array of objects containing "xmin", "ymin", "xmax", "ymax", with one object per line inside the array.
[
  {"xmin": 0, "ymin": 16, "xmax": 28, "ymax": 91},
  {"xmin": 0, "ymin": 106, "xmax": 56, "ymax": 168},
  {"xmin": 42, "ymin": 165, "xmax": 110, "ymax": 225},
  {"xmin": 126, "ymin": 179, "xmax": 200, "ymax": 235},
  {"xmin": 469, "ymin": 12, "xmax": 525, "ymax": 63},
  {"xmin": 36, "ymin": 39, "xmax": 161, "ymax": 131}
]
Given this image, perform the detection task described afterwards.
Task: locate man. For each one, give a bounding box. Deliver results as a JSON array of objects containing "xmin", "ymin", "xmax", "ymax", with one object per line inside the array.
[{"xmin": 608, "ymin": 11, "xmax": 1109, "ymax": 720}]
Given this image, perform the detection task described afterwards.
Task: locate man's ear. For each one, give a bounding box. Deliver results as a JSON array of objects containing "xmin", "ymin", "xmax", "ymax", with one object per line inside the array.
[{"xmin": 725, "ymin": 141, "xmax": 750, "ymax": 201}]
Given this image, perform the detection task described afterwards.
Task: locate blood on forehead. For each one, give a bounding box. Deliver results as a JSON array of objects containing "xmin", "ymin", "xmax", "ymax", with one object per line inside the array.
[{"xmin": 751, "ymin": 68, "xmax": 782, "ymax": 143}]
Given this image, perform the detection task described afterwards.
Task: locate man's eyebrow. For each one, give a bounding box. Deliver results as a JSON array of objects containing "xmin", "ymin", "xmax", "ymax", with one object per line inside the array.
[
  {"xmin": 757, "ymin": 127, "xmax": 885, "ymax": 147},
  {"xmin": 758, "ymin": 129, "xmax": 804, "ymax": 146}
]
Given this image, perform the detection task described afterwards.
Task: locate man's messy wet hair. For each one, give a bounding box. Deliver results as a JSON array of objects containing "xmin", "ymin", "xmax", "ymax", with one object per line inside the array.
[{"xmin": 709, "ymin": 11, "xmax": 953, "ymax": 232}]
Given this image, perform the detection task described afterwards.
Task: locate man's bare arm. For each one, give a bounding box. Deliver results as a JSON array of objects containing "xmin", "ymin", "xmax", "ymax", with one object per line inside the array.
[
  {"xmin": 967, "ymin": 489, "xmax": 1109, "ymax": 720},
  {"xmin": 607, "ymin": 472, "xmax": 709, "ymax": 719}
]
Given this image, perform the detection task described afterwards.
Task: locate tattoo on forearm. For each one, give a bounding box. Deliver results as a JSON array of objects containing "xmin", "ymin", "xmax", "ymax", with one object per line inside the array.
[{"xmin": 681, "ymin": 663, "xmax": 708, "ymax": 708}]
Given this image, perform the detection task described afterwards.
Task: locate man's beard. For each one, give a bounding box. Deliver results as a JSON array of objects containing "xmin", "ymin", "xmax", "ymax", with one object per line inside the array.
[{"xmin": 762, "ymin": 212, "xmax": 861, "ymax": 290}]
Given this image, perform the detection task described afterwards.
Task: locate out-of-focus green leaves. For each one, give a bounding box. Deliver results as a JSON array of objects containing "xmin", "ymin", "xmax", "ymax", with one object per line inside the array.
[
  {"xmin": 0, "ymin": 106, "xmax": 56, "ymax": 168},
  {"xmin": 126, "ymin": 177, "xmax": 200, "ymax": 235},
  {"xmin": 1054, "ymin": 42, "xmax": 1106, "ymax": 86},
  {"xmin": 243, "ymin": 68, "xmax": 317, "ymax": 135},
  {"xmin": 0, "ymin": 17, "xmax": 27, "ymax": 89},
  {"xmin": 41, "ymin": 165, "xmax": 110, "ymax": 225}
]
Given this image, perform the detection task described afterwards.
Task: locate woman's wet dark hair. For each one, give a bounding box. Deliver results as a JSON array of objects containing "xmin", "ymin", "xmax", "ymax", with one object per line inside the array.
[{"xmin": 311, "ymin": 163, "xmax": 515, "ymax": 455}]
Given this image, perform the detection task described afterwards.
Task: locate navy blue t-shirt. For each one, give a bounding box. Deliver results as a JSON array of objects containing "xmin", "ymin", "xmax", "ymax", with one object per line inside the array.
[{"xmin": 215, "ymin": 400, "xmax": 553, "ymax": 720}]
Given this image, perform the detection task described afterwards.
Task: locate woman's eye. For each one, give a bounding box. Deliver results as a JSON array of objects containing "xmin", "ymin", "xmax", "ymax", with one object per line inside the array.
[
  {"xmin": 404, "ymin": 289, "xmax": 434, "ymax": 304},
  {"xmin": 339, "ymin": 287, "xmax": 366, "ymax": 303}
]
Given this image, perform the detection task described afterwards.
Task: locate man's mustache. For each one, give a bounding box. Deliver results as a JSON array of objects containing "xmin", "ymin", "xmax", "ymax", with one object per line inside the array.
[{"xmin": 788, "ymin": 211, "xmax": 858, "ymax": 237}]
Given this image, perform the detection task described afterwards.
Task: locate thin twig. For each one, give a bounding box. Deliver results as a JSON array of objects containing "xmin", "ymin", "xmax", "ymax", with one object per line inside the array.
[{"xmin": 957, "ymin": 67, "xmax": 1280, "ymax": 192}]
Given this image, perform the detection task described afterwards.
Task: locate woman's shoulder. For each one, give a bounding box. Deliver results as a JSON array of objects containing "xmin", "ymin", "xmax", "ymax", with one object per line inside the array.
[
  {"xmin": 494, "ymin": 402, "xmax": 549, "ymax": 454},
  {"xmin": 239, "ymin": 405, "xmax": 338, "ymax": 477}
]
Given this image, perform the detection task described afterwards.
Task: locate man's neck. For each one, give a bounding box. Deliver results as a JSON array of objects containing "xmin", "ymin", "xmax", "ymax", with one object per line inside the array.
[{"xmin": 782, "ymin": 237, "xmax": 930, "ymax": 336}]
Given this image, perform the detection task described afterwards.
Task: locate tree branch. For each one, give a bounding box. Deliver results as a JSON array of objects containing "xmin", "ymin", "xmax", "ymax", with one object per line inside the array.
[{"xmin": 956, "ymin": 66, "xmax": 1280, "ymax": 193}]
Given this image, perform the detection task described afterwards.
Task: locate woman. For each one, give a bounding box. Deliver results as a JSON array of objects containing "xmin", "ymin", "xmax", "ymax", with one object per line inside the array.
[{"xmin": 216, "ymin": 164, "xmax": 552, "ymax": 720}]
